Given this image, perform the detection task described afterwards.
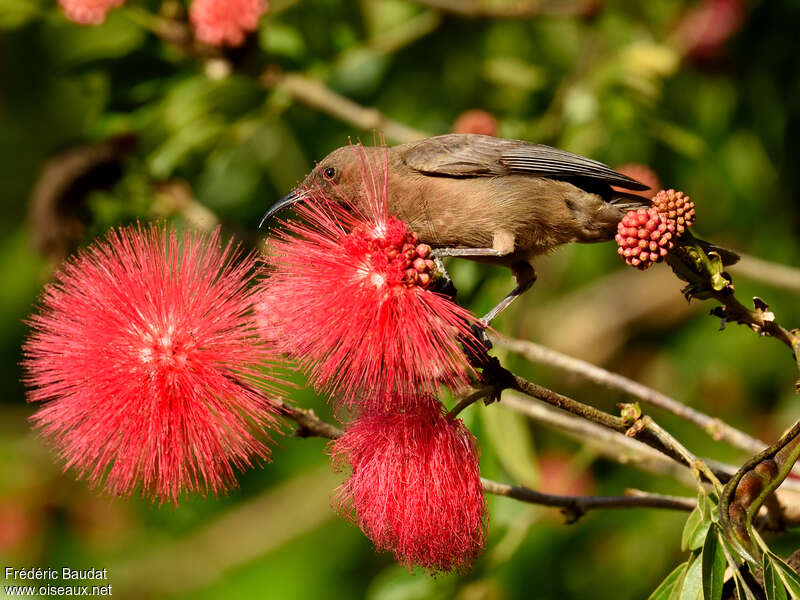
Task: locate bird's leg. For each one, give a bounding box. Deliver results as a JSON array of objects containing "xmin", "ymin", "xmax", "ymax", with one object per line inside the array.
[
  {"xmin": 460, "ymin": 261, "xmax": 537, "ymax": 363},
  {"xmin": 434, "ymin": 247, "xmax": 506, "ymax": 258},
  {"xmin": 430, "ymin": 255, "xmax": 458, "ymax": 300},
  {"xmin": 480, "ymin": 261, "xmax": 537, "ymax": 326}
]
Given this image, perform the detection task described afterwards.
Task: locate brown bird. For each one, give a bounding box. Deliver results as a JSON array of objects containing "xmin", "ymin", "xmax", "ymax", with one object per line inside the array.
[{"xmin": 262, "ymin": 133, "xmax": 652, "ymax": 323}]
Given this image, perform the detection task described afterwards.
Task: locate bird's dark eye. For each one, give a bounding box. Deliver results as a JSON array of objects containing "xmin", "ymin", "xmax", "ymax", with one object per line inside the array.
[{"xmin": 323, "ymin": 167, "xmax": 336, "ymax": 180}]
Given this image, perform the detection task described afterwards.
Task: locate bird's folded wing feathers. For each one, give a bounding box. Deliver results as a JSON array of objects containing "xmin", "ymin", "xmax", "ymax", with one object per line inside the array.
[{"xmin": 402, "ymin": 134, "xmax": 649, "ymax": 191}]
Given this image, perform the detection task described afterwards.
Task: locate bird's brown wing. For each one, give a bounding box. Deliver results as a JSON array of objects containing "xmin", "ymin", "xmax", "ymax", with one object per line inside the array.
[{"xmin": 402, "ymin": 133, "xmax": 649, "ymax": 191}]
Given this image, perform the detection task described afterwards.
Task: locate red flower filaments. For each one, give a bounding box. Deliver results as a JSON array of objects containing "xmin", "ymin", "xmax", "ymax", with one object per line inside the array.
[
  {"xmin": 331, "ymin": 395, "xmax": 487, "ymax": 573},
  {"xmin": 261, "ymin": 152, "xmax": 483, "ymax": 410},
  {"xmin": 22, "ymin": 225, "xmax": 283, "ymax": 504}
]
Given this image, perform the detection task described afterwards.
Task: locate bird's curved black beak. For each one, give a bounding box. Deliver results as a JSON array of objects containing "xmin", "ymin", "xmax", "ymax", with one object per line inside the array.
[{"xmin": 259, "ymin": 189, "xmax": 300, "ymax": 228}]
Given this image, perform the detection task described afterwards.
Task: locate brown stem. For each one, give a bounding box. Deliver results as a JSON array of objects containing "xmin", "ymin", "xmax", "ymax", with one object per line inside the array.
[
  {"xmin": 734, "ymin": 253, "xmax": 800, "ymax": 295},
  {"xmin": 275, "ymin": 392, "xmax": 800, "ymax": 524},
  {"xmin": 481, "ymin": 478, "xmax": 696, "ymax": 523},
  {"xmin": 276, "ymin": 400, "xmax": 343, "ymax": 440},
  {"xmin": 713, "ymin": 290, "xmax": 800, "ymax": 354},
  {"xmin": 501, "ymin": 370, "xmax": 724, "ymax": 483},
  {"xmin": 493, "ymin": 333, "xmax": 766, "ymax": 454},
  {"xmin": 507, "ymin": 373, "xmax": 627, "ymax": 432},
  {"xmin": 260, "ymin": 70, "xmax": 428, "ymax": 144},
  {"xmin": 412, "ymin": 0, "xmax": 590, "ymax": 18},
  {"xmin": 447, "ymin": 385, "xmax": 496, "ymax": 418}
]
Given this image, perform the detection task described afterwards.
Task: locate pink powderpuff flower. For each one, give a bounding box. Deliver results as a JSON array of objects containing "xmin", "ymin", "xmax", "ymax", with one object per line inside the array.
[
  {"xmin": 190, "ymin": 0, "xmax": 268, "ymax": 47},
  {"xmin": 59, "ymin": 0, "xmax": 125, "ymax": 25},
  {"xmin": 330, "ymin": 395, "xmax": 487, "ymax": 573},
  {"xmin": 261, "ymin": 149, "xmax": 484, "ymax": 411},
  {"xmin": 22, "ymin": 224, "xmax": 284, "ymax": 505}
]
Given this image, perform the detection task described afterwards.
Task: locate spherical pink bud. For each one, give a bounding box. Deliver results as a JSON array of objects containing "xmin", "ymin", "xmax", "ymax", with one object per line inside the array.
[
  {"xmin": 652, "ymin": 189, "xmax": 696, "ymax": 235},
  {"xmin": 616, "ymin": 208, "xmax": 675, "ymax": 270}
]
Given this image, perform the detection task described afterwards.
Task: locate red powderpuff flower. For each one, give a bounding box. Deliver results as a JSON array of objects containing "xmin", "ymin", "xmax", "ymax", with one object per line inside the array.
[
  {"xmin": 22, "ymin": 224, "xmax": 283, "ymax": 505},
  {"xmin": 330, "ymin": 395, "xmax": 487, "ymax": 573},
  {"xmin": 262, "ymin": 153, "xmax": 483, "ymax": 410},
  {"xmin": 615, "ymin": 207, "xmax": 676, "ymax": 270},
  {"xmin": 59, "ymin": 0, "xmax": 124, "ymax": 25},
  {"xmin": 190, "ymin": 0, "xmax": 268, "ymax": 47}
]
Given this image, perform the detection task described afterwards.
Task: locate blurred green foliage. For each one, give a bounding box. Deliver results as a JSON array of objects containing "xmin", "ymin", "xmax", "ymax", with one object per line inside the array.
[{"xmin": 1, "ymin": 0, "xmax": 800, "ymax": 598}]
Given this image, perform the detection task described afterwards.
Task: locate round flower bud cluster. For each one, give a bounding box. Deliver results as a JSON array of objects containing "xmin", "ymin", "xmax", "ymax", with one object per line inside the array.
[
  {"xmin": 652, "ymin": 189, "xmax": 696, "ymax": 236},
  {"xmin": 615, "ymin": 208, "xmax": 676, "ymax": 270},
  {"xmin": 404, "ymin": 244, "xmax": 437, "ymax": 288},
  {"xmin": 345, "ymin": 220, "xmax": 438, "ymax": 290}
]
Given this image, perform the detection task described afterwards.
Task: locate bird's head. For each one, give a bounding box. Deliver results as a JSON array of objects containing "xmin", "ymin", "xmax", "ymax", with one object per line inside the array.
[{"xmin": 260, "ymin": 145, "xmax": 385, "ymax": 227}]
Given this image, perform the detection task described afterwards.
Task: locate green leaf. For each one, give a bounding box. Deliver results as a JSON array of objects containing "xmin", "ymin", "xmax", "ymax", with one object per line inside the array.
[
  {"xmin": 769, "ymin": 553, "xmax": 800, "ymax": 599},
  {"xmin": 44, "ymin": 11, "xmax": 145, "ymax": 66},
  {"xmin": 0, "ymin": 0, "xmax": 41, "ymax": 29},
  {"xmin": 701, "ymin": 529, "xmax": 726, "ymax": 600},
  {"xmin": 733, "ymin": 571, "xmax": 760, "ymax": 600},
  {"xmin": 367, "ymin": 565, "xmax": 453, "ymax": 600},
  {"xmin": 697, "ymin": 491, "xmax": 719, "ymax": 523},
  {"xmin": 648, "ymin": 562, "xmax": 687, "ymax": 600},
  {"xmin": 480, "ymin": 405, "xmax": 538, "ymax": 487},
  {"xmin": 764, "ymin": 554, "xmax": 789, "ymax": 600},
  {"xmin": 679, "ymin": 553, "xmax": 704, "ymax": 600},
  {"xmin": 682, "ymin": 505, "xmax": 710, "ymax": 552},
  {"xmin": 259, "ymin": 23, "xmax": 307, "ymax": 59}
]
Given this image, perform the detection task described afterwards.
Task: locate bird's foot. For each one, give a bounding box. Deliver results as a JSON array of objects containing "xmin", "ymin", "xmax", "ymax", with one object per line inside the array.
[
  {"xmin": 459, "ymin": 319, "xmax": 492, "ymax": 369},
  {"xmin": 434, "ymin": 247, "xmax": 505, "ymax": 258},
  {"xmin": 476, "ymin": 354, "xmax": 515, "ymax": 404}
]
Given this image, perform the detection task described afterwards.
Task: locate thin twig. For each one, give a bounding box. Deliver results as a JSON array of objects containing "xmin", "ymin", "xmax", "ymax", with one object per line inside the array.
[
  {"xmin": 447, "ymin": 385, "xmax": 496, "ymax": 418},
  {"xmin": 711, "ymin": 289, "xmax": 800, "ymax": 389},
  {"xmin": 275, "ymin": 392, "xmax": 800, "ymax": 521},
  {"xmin": 412, "ymin": 0, "xmax": 589, "ymax": 18},
  {"xmin": 260, "ymin": 70, "xmax": 428, "ymax": 144},
  {"xmin": 734, "ymin": 253, "xmax": 800, "ymax": 295},
  {"xmin": 481, "ymin": 478, "xmax": 696, "ymax": 523},
  {"xmin": 277, "ymin": 400, "xmax": 343, "ymax": 439},
  {"xmin": 502, "ymin": 370, "xmax": 724, "ymax": 483},
  {"xmin": 493, "ymin": 333, "xmax": 766, "ymax": 454},
  {"xmin": 500, "ymin": 391, "xmax": 698, "ymax": 484},
  {"xmin": 507, "ymin": 372, "xmax": 627, "ymax": 432},
  {"xmin": 627, "ymin": 415, "xmax": 722, "ymax": 491},
  {"xmin": 276, "ymin": 401, "xmax": 698, "ymax": 518}
]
